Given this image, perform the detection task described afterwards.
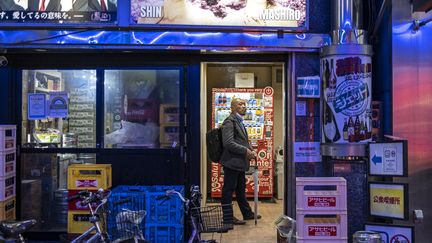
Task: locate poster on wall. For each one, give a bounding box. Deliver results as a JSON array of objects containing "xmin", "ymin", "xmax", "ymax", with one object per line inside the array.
[
  {"xmin": 321, "ymin": 55, "xmax": 372, "ymax": 144},
  {"xmin": 0, "ymin": 0, "xmax": 117, "ymax": 23},
  {"xmin": 365, "ymin": 223, "xmax": 414, "ymax": 243},
  {"xmin": 294, "ymin": 142, "xmax": 320, "ymax": 162},
  {"xmin": 130, "ymin": 0, "xmax": 308, "ymax": 29},
  {"xmin": 28, "ymin": 93, "xmax": 47, "ymax": 120},
  {"xmin": 48, "ymin": 92, "xmax": 68, "ymax": 118},
  {"xmin": 369, "ymin": 182, "xmax": 409, "ymax": 220}
]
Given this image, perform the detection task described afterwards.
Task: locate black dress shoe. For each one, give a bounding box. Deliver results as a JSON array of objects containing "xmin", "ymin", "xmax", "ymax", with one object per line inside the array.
[
  {"xmin": 233, "ymin": 216, "xmax": 246, "ymax": 225},
  {"xmin": 244, "ymin": 214, "xmax": 262, "ymax": 220}
]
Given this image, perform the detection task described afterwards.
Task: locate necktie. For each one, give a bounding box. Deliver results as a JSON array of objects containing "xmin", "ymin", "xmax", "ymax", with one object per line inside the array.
[
  {"xmin": 39, "ymin": 0, "xmax": 46, "ymax": 11},
  {"xmin": 101, "ymin": 0, "xmax": 107, "ymax": 11}
]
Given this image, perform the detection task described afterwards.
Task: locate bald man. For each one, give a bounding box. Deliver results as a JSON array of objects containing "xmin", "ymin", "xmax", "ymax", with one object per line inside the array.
[{"xmin": 220, "ymin": 98, "xmax": 261, "ymax": 225}]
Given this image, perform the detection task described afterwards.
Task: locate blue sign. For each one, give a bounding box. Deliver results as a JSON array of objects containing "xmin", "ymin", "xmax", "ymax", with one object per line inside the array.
[{"xmin": 297, "ymin": 76, "xmax": 320, "ymax": 98}]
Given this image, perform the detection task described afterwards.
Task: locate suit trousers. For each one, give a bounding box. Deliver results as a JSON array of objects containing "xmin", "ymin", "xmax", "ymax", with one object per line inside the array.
[{"xmin": 221, "ymin": 166, "xmax": 253, "ymax": 220}]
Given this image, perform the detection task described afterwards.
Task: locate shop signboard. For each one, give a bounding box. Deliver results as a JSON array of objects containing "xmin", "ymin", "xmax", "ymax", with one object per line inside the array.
[
  {"xmin": 28, "ymin": 93, "xmax": 47, "ymax": 120},
  {"xmin": 130, "ymin": 0, "xmax": 308, "ymax": 30},
  {"xmin": 321, "ymin": 55, "xmax": 372, "ymax": 144},
  {"xmin": 364, "ymin": 223, "xmax": 414, "ymax": 243},
  {"xmin": 368, "ymin": 141, "xmax": 408, "ymax": 176},
  {"xmin": 297, "ymin": 76, "xmax": 320, "ymax": 98},
  {"xmin": 368, "ymin": 182, "xmax": 409, "ymax": 220},
  {"xmin": 0, "ymin": 0, "xmax": 118, "ymax": 24}
]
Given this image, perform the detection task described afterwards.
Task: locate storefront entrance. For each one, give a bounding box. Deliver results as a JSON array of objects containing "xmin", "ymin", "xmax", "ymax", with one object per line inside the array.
[{"xmin": 200, "ymin": 61, "xmax": 288, "ymax": 242}]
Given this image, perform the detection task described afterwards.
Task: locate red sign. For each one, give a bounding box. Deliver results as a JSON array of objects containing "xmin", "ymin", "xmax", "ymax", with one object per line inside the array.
[
  {"xmin": 308, "ymin": 226, "xmax": 337, "ymax": 237},
  {"xmin": 307, "ymin": 197, "xmax": 337, "ymax": 207}
]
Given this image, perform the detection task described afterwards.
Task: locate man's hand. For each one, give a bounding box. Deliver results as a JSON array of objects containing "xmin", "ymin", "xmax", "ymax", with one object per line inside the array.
[{"xmin": 246, "ymin": 149, "xmax": 257, "ymax": 161}]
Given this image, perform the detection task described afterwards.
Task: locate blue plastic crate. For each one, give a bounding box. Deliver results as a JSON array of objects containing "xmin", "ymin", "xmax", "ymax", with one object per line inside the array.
[
  {"xmin": 145, "ymin": 186, "xmax": 184, "ymax": 225},
  {"xmin": 108, "ymin": 185, "xmax": 185, "ymax": 227},
  {"xmin": 145, "ymin": 223, "xmax": 183, "ymax": 243}
]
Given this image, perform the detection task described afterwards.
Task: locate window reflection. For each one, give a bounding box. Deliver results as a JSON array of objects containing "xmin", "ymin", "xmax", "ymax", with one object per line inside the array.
[
  {"xmin": 21, "ymin": 70, "xmax": 96, "ymax": 148},
  {"xmin": 104, "ymin": 70, "xmax": 180, "ymax": 148}
]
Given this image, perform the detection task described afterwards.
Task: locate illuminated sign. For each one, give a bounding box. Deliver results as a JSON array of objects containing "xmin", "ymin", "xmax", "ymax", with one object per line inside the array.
[
  {"xmin": 130, "ymin": 0, "xmax": 308, "ymax": 29},
  {"xmin": 369, "ymin": 182, "xmax": 408, "ymax": 220},
  {"xmin": 0, "ymin": 0, "xmax": 118, "ymax": 23},
  {"xmin": 365, "ymin": 223, "xmax": 414, "ymax": 243},
  {"xmin": 369, "ymin": 141, "xmax": 408, "ymax": 176}
]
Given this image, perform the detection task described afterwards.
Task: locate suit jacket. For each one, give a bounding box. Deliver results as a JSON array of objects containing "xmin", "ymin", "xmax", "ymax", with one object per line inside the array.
[
  {"xmin": 27, "ymin": 0, "xmax": 62, "ymax": 11},
  {"xmin": 0, "ymin": 0, "xmax": 24, "ymax": 11},
  {"xmin": 220, "ymin": 113, "xmax": 252, "ymax": 172}
]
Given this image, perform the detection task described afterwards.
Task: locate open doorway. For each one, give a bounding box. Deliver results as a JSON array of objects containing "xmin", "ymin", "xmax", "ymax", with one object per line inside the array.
[{"xmin": 200, "ymin": 62, "xmax": 286, "ymax": 242}]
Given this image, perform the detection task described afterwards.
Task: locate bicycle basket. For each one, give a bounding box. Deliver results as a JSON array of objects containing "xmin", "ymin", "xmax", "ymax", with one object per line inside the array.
[
  {"xmin": 108, "ymin": 194, "xmax": 146, "ymax": 241},
  {"xmin": 191, "ymin": 204, "xmax": 233, "ymax": 233}
]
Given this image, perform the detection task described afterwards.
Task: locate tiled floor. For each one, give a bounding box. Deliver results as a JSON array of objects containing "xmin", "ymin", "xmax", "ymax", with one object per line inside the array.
[{"xmin": 201, "ymin": 199, "xmax": 284, "ymax": 243}]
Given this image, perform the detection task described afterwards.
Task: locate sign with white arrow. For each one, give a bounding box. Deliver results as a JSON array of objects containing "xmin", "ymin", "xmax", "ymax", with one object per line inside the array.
[{"xmin": 368, "ymin": 141, "xmax": 407, "ymax": 176}]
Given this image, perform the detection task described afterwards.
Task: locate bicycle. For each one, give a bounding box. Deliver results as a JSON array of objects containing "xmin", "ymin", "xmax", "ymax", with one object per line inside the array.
[
  {"xmin": 68, "ymin": 189, "xmax": 148, "ymax": 243},
  {"xmin": 0, "ymin": 219, "xmax": 37, "ymax": 242},
  {"xmin": 158, "ymin": 185, "xmax": 233, "ymax": 243}
]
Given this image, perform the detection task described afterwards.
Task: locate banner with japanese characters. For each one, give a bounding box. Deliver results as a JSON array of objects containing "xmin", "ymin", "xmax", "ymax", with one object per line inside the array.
[
  {"xmin": 321, "ymin": 55, "xmax": 372, "ymax": 144},
  {"xmin": 131, "ymin": 0, "xmax": 308, "ymax": 29},
  {"xmin": 0, "ymin": 0, "xmax": 117, "ymax": 23}
]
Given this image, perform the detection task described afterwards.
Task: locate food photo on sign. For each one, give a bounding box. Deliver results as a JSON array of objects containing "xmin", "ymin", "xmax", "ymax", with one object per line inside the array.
[{"xmin": 130, "ymin": 0, "xmax": 307, "ymax": 28}]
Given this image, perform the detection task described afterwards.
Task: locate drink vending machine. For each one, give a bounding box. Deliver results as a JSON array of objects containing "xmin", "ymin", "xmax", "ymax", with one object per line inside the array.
[{"xmin": 210, "ymin": 87, "xmax": 274, "ymax": 198}]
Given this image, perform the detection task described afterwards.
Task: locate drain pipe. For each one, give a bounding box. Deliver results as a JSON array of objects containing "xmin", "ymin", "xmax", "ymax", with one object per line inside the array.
[{"xmin": 321, "ymin": 0, "xmax": 373, "ymax": 156}]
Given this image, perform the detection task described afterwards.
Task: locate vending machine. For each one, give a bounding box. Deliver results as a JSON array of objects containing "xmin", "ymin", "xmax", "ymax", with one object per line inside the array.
[{"xmin": 210, "ymin": 87, "xmax": 274, "ymax": 198}]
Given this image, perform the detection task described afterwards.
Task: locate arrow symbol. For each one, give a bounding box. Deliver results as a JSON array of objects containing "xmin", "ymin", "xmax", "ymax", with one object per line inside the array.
[{"xmin": 372, "ymin": 154, "xmax": 382, "ymax": 165}]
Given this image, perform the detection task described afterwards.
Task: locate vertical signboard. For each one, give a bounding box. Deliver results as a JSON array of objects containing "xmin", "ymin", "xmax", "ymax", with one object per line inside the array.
[{"xmin": 322, "ymin": 56, "xmax": 372, "ymax": 144}]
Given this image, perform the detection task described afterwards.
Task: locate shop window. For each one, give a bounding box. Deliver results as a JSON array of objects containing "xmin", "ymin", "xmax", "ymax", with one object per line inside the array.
[
  {"xmin": 104, "ymin": 69, "xmax": 180, "ymax": 149},
  {"xmin": 21, "ymin": 70, "xmax": 97, "ymax": 148},
  {"xmin": 20, "ymin": 153, "xmax": 96, "ymax": 232}
]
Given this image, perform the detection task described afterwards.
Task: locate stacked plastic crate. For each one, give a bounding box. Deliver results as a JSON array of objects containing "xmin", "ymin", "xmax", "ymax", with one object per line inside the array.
[
  {"xmin": 67, "ymin": 164, "xmax": 112, "ymax": 234},
  {"xmin": 108, "ymin": 185, "xmax": 184, "ymax": 243},
  {"xmin": 0, "ymin": 125, "xmax": 16, "ymax": 221},
  {"xmin": 296, "ymin": 177, "xmax": 347, "ymax": 243}
]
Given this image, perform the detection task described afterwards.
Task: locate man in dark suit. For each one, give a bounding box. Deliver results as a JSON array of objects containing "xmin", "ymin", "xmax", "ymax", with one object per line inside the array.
[
  {"xmin": 27, "ymin": 0, "xmax": 62, "ymax": 11},
  {"xmin": 221, "ymin": 98, "xmax": 261, "ymax": 225},
  {"xmin": 0, "ymin": 0, "xmax": 25, "ymax": 11},
  {"xmin": 72, "ymin": 0, "xmax": 117, "ymax": 11}
]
